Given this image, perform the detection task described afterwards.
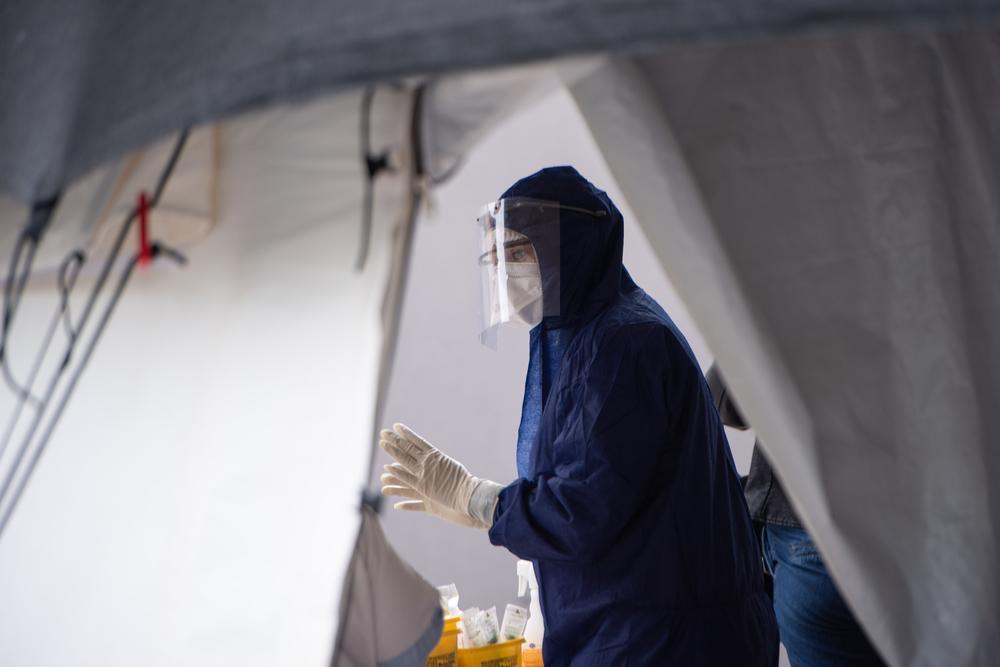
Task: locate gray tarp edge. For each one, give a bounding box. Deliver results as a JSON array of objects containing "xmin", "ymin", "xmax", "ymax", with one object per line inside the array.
[{"xmin": 3, "ymin": 1, "xmax": 1000, "ymax": 201}]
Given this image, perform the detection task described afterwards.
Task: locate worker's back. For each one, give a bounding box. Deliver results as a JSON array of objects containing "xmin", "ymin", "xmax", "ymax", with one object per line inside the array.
[{"xmin": 518, "ymin": 283, "xmax": 776, "ymax": 665}]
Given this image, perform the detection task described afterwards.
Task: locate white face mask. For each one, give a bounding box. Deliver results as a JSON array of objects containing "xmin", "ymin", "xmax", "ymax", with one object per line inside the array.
[{"xmin": 488, "ymin": 261, "xmax": 543, "ymax": 329}]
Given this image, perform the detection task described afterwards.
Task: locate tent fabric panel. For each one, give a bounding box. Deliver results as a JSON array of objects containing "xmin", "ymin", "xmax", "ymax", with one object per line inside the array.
[
  {"xmin": 0, "ymin": 87, "xmax": 414, "ymax": 667},
  {"xmin": 4, "ymin": 1, "xmax": 1000, "ymax": 201},
  {"xmin": 570, "ymin": 25, "xmax": 1000, "ymax": 666},
  {"xmin": 420, "ymin": 58, "xmax": 600, "ymax": 184},
  {"xmin": 333, "ymin": 508, "xmax": 442, "ymax": 667}
]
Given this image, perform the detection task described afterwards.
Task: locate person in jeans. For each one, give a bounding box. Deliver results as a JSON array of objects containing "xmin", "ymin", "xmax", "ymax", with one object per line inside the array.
[{"xmin": 706, "ymin": 365, "xmax": 888, "ymax": 667}]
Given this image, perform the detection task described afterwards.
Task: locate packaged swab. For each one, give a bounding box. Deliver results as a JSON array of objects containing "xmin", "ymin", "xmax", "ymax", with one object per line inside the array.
[
  {"xmin": 501, "ymin": 603, "xmax": 528, "ymax": 640},
  {"xmin": 481, "ymin": 606, "xmax": 500, "ymax": 645}
]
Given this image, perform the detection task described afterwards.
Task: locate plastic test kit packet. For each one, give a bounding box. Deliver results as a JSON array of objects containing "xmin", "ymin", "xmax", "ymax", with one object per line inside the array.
[
  {"xmin": 460, "ymin": 607, "xmax": 478, "ymax": 648},
  {"xmin": 461, "ymin": 606, "xmax": 500, "ymax": 648},
  {"xmin": 436, "ymin": 580, "xmax": 529, "ymax": 648},
  {"xmin": 482, "ymin": 607, "xmax": 499, "ymax": 644},
  {"xmin": 501, "ymin": 604, "xmax": 528, "ymax": 641}
]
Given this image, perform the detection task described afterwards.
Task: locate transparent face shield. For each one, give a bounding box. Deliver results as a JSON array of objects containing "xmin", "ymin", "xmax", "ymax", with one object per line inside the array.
[{"xmin": 478, "ymin": 198, "xmax": 561, "ymax": 348}]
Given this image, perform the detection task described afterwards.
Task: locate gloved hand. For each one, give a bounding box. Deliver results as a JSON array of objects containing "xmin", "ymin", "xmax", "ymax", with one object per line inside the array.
[
  {"xmin": 379, "ymin": 423, "xmax": 502, "ymax": 530},
  {"xmin": 381, "ymin": 468, "xmax": 485, "ymax": 528}
]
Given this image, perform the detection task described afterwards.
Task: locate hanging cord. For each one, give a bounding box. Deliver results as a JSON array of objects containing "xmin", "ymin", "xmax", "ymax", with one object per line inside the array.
[
  {"xmin": 0, "ymin": 196, "xmax": 61, "ymax": 404},
  {"xmin": 0, "ymin": 131, "xmax": 187, "ymax": 480},
  {"xmin": 355, "ymin": 86, "xmax": 393, "ymax": 271},
  {"xmin": 0, "ymin": 252, "xmax": 84, "ymax": 468},
  {"xmin": 0, "ymin": 238, "xmax": 38, "ymax": 404},
  {"xmin": 0, "ymin": 242, "xmax": 186, "ymax": 539},
  {"xmin": 430, "ymin": 155, "xmax": 464, "ymax": 187},
  {"xmin": 59, "ymin": 251, "xmax": 85, "ymax": 340},
  {"xmin": 0, "ymin": 130, "xmax": 189, "ymax": 539}
]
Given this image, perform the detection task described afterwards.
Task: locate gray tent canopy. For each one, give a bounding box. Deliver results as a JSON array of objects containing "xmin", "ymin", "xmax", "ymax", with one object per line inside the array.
[
  {"xmin": 568, "ymin": 31, "xmax": 1000, "ymax": 664},
  {"xmin": 2, "ymin": 0, "xmax": 1000, "ymax": 201}
]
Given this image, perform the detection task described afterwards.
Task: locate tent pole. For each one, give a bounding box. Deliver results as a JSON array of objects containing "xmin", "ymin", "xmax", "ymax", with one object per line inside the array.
[
  {"xmin": 361, "ymin": 83, "xmax": 427, "ymax": 510},
  {"xmin": 332, "ymin": 81, "xmax": 428, "ymax": 666}
]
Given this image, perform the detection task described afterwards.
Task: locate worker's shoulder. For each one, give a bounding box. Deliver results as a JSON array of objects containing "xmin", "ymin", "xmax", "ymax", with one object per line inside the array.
[{"xmin": 586, "ymin": 300, "xmax": 677, "ymax": 354}]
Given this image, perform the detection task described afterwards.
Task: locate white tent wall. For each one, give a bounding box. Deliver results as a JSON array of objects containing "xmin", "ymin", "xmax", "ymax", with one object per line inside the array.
[
  {"xmin": 570, "ymin": 29, "xmax": 1000, "ymax": 666},
  {"xmin": 0, "ymin": 88, "xmax": 438, "ymax": 667},
  {"xmin": 376, "ymin": 83, "xmax": 758, "ymax": 615}
]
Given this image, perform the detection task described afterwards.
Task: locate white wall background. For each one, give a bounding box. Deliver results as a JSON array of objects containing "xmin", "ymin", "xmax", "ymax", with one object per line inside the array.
[
  {"xmin": 0, "ymin": 94, "xmax": 408, "ymax": 667},
  {"xmin": 377, "ymin": 85, "xmax": 760, "ymax": 617}
]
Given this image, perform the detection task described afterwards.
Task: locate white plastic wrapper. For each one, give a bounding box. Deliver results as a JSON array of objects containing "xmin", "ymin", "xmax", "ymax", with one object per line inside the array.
[
  {"xmin": 482, "ymin": 607, "xmax": 499, "ymax": 645},
  {"xmin": 501, "ymin": 604, "xmax": 528, "ymax": 641},
  {"xmin": 437, "ymin": 584, "xmax": 460, "ymax": 617},
  {"xmin": 461, "ymin": 607, "xmax": 481, "ymax": 647},
  {"xmin": 461, "ymin": 606, "xmax": 500, "ymax": 647}
]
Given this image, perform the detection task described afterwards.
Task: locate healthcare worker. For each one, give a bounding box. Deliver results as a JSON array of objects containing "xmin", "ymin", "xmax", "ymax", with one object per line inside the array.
[{"xmin": 381, "ymin": 167, "xmax": 778, "ymax": 666}]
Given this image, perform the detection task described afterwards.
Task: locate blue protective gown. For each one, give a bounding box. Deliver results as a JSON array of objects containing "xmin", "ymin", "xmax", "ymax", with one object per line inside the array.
[{"xmin": 488, "ymin": 167, "xmax": 778, "ymax": 666}]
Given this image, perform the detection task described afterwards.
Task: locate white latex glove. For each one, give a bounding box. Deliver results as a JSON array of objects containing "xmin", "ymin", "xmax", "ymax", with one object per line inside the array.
[
  {"xmin": 381, "ymin": 468, "xmax": 484, "ymax": 528},
  {"xmin": 379, "ymin": 423, "xmax": 502, "ymax": 529}
]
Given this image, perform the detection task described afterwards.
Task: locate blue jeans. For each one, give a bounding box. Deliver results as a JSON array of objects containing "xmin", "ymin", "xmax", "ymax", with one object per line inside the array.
[{"xmin": 762, "ymin": 525, "xmax": 887, "ymax": 667}]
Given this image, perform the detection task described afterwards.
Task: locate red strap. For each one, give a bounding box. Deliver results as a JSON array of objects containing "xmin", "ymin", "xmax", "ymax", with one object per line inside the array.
[{"xmin": 138, "ymin": 191, "xmax": 152, "ymax": 267}]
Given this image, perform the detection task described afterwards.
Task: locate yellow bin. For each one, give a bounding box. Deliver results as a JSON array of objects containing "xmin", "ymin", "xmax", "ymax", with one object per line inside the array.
[
  {"xmin": 426, "ymin": 616, "xmax": 461, "ymax": 667},
  {"xmin": 457, "ymin": 638, "xmax": 523, "ymax": 667},
  {"xmin": 521, "ymin": 647, "xmax": 543, "ymax": 667}
]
